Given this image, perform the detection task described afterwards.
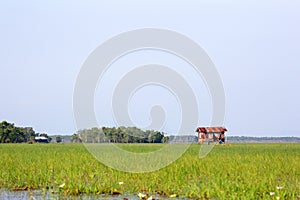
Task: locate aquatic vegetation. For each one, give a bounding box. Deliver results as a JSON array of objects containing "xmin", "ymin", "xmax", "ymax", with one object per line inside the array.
[{"xmin": 0, "ymin": 143, "xmax": 299, "ymax": 199}]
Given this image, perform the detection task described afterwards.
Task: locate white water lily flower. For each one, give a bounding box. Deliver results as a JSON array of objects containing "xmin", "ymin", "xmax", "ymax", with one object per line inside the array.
[
  {"xmin": 270, "ymin": 192, "xmax": 275, "ymax": 196},
  {"xmin": 147, "ymin": 196, "xmax": 153, "ymax": 200},
  {"xmin": 138, "ymin": 192, "xmax": 147, "ymax": 199}
]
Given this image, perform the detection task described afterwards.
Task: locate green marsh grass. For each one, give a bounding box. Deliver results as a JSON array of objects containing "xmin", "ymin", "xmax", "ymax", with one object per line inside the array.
[{"xmin": 0, "ymin": 143, "xmax": 299, "ymax": 199}]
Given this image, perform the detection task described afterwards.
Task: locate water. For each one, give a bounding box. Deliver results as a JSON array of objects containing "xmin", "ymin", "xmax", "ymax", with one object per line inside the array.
[
  {"xmin": 0, "ymin": 189, "xmax": 54, "ymax": 200},
  {"xmin": 0, "ymin": 189, "xmax": 168, "ymax": 200}
]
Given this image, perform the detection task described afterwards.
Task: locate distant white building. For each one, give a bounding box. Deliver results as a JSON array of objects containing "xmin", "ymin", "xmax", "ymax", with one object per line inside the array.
[{"xmin": 34, "ymin": 136, "xmax": 49, "ymax": 143}]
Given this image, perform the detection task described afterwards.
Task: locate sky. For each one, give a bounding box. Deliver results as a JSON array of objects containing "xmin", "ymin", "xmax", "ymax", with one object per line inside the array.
[{"xmin": 0, "ymin": 0, "xmax": 299, "ymax": 137}]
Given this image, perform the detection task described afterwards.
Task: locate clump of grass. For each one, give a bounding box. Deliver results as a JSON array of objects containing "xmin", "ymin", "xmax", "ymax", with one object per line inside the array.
[{"xmin": 0, "ymin": 143, "xmax": 299, "ymax": 199}]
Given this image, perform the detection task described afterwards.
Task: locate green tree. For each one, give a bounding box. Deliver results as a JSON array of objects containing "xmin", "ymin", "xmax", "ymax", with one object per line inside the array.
[{"xmin": 0, "ymin": 121, "xmax": 36, "ymax": 143}]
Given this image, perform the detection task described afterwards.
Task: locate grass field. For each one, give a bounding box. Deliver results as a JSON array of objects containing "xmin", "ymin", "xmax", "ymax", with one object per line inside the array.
[{"xmin": 0, "ymin": 143, "xmax": 299, "ymax": 199}]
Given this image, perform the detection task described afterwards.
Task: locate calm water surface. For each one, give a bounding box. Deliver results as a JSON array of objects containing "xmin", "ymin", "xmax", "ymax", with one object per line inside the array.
[{"xmin": 0, "ymin": 189, "xmax": 178, "ymax": 200}]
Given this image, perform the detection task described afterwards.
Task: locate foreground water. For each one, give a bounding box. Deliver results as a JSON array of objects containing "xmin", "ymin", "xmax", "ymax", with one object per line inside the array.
[{"xmin": 0, "ymin": 189, "xmax": 177, "ymax": 200}]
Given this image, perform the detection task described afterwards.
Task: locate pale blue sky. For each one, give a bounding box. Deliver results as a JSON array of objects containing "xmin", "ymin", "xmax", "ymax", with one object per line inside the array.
[{"xmin": 0, "ymin": 0, "xmax": 299, "ymax": 136}]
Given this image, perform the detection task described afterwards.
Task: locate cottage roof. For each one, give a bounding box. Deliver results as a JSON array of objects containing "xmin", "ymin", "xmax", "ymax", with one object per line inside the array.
[{"xmin": 196, "ymin": 127, "xmax": 227, "ymax": 133}]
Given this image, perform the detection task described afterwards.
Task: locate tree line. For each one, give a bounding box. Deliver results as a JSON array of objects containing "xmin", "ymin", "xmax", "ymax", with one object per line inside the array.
[
  {"xmin": 0, "ymin": 121, "xmax": 51, "ymax": 143},
  {"xmin": 0, "ymin": 121, "xmax": 169, "ymax": 144},
  {"xmin": 72, "ymin": 126, "xmax": 169, "ymax": 143}
]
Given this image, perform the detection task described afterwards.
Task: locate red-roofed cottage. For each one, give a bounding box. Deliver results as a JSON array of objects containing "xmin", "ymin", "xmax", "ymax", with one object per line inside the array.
[{"xmin": 196, "ymin": 127, "xmax": 227, "ymax": 144}]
